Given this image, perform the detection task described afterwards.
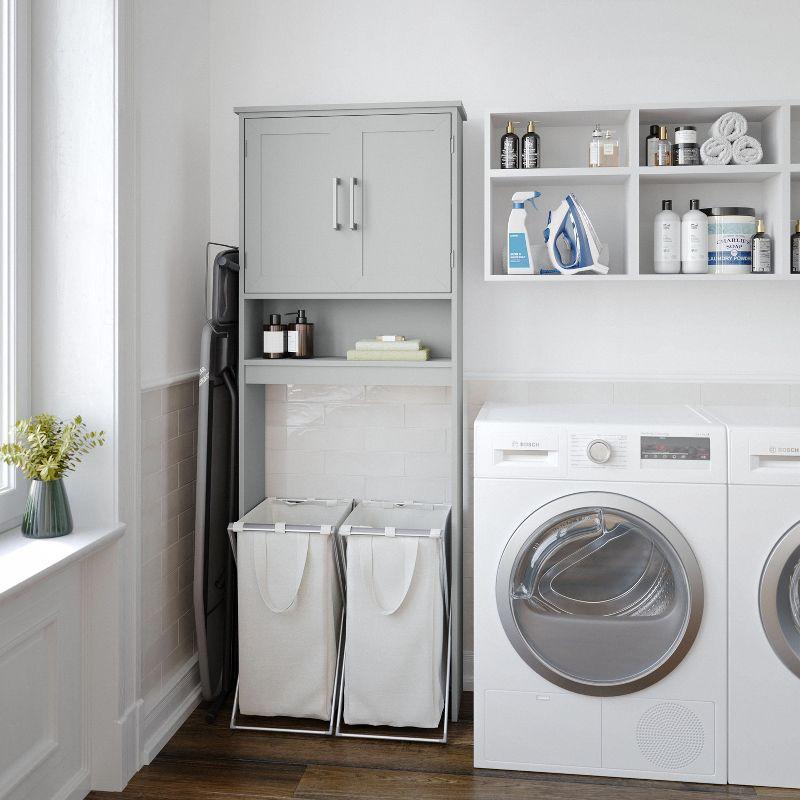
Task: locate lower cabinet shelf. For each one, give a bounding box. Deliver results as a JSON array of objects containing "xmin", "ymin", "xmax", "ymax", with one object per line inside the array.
[{"xmin": 243, "ymin": 357, "xmax": 454, "ymax": 386}]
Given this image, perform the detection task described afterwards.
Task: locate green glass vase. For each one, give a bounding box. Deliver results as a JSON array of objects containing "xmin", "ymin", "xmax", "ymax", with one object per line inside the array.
[{"xmin": 22, "ymin": 478, "xmax": 73, "ymax": 538}]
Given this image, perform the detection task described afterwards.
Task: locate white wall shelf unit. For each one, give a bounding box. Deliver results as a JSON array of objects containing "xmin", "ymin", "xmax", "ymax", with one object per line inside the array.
[
  {"xmin": 485, "ymin": 102, "xmax": 800, "ymax": 281},
  {"xmin": 236, "ymin": 101, "xmax": 465, "ymax": 722}
]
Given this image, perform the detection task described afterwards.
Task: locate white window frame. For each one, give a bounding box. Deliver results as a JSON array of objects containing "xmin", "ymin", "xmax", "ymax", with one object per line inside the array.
[{"xmin": 0, "ymin": 0, "xmax": 29, "ymax": 532}]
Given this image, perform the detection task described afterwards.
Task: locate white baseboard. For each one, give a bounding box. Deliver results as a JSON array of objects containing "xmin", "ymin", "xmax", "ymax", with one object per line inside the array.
[
  {"xmin": 463, "ymin": 650, "xmax": 474, "ymax": 691},
  {"xmin": 52, "ymin": 769, "xmax": 90, "ymax": 800},
  {"xmin": 140, "ymin": 657, "xmax": 201, "ymax": 766}
]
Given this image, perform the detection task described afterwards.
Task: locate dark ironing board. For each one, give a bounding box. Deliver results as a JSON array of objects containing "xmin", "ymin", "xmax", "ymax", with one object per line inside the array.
[{"xmin": 194, "ymin": 244, "xmax": 239, "ymax": 716}]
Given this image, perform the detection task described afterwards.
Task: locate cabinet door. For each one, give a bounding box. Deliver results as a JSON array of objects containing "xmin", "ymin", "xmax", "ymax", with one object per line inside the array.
[
  {"xmin": 352, "ymin": 113, "xmax": 453, "ymax": 292},
  {"xmin": 243, "ymin": 116, "xmax": 360, "ymax": 294}
]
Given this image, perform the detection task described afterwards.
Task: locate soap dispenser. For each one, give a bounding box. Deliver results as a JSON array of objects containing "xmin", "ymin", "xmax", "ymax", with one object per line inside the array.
[{"xmin": 292, "ymin": 309, "xmax": 314, "ymax": 359}]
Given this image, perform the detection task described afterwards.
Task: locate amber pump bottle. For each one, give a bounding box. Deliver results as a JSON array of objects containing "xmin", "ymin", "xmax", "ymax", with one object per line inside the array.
[
  {"xmin": 290, "ymin": 309, "xmax": 314, "ymax": 359},
  {"xmin": 263, "ymin": 314, "xmax": 286, "ymax": 359}
]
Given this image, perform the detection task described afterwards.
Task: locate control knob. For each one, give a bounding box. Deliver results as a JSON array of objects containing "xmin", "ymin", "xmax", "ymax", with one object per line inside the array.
[{"xmin": 587, "ymin": 439, "xmax": 612, "ymax": 464}]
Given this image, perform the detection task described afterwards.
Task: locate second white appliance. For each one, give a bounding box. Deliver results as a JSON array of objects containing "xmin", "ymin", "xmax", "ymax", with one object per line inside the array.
[
  {"xmin": 474, "ymin": 404, "xmax": 727, "ymax": 783},
  {"xmin": 707, "ymin": 407, "xmax": 800, "ymax": 789}
]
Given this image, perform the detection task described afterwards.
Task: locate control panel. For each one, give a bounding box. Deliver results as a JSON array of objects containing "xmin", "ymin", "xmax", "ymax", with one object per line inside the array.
[
  {"xmin": 569, "ymin": 434, "xmax": 628, "ymax": 468},
  {"xmin": 640, "ymin": 435, "xmax": 710, "ymax": 461}
]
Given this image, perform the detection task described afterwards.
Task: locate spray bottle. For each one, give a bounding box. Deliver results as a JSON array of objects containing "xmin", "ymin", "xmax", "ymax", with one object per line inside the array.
[{"xmin": 505, "ymin": 191, "xmax": 541, "ymax": 274}]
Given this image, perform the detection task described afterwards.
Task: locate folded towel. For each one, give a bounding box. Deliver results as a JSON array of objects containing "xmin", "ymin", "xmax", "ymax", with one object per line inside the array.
[
  {"xmin": 731, "ymin": 135, "xmax": 763, "ymax": 165},
  {"xmin": 346, "ymin": 348, "xmax": 430, "ymax": 361},
  {"xmin": 700, "ymin": 136, "xmax": 733, "ymax": 166},
  {"xmin": 354, "ymin": 339, "xmax": 422, "ymax": 351},
  {"xmin": 710, "ymin": 111, "xmax": 747, "ymax": 142}
]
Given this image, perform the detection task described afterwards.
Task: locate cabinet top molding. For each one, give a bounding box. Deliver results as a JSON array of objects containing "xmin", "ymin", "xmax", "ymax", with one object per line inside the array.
[{"xmin": 234, "ymin": 100, "xmax": 467, "ymax": 120}]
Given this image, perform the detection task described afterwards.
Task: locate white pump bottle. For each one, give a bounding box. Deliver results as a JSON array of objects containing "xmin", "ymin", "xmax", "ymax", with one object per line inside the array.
[{"xmin": 505, "ymin": 191, "xmax": 541, "ymax": 274}]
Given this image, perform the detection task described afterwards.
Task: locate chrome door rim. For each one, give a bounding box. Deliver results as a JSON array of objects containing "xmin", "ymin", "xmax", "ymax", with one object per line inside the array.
[
  {"xmin": 495, "ymin": 491, "xmax": 704, "ymax": 697},
  {"xmin": 760, "ymin": 522, "xmax": 800, "ymax": 679}
]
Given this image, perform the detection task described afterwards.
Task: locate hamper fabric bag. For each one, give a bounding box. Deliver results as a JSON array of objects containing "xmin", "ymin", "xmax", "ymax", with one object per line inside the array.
[
  {"xmin": 343, "ymin": 531, "xmax": 445, "ymax": 728},
  {"xmin": 235, "ymin": 498, "xmax": 351, "ymax": 720}
]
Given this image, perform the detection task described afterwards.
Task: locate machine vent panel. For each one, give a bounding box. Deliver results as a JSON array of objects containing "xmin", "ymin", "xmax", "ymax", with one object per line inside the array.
[{"xmin": 635, "ymin": 702, "xmax": 705, "ymax": 770}]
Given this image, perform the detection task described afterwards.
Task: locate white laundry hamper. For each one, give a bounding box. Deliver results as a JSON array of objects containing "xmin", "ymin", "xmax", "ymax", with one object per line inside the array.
[
  {"xmin": 337, "ymin": 501, "xmax": 451, "ymax": 741},
  {"xmin": 229, "ymin": 497, "xmax": 353, "ymax": 733}
]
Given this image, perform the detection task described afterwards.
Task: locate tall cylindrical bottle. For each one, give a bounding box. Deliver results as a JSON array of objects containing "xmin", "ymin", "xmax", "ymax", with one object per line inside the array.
[
  {"xmin": 791, "ymin": 220, "xmax": 800, "ymax": 274},
  {"xmin": 500, "ymin": 121, "xmax": 519, "ymax": 169},
  {"xmin": 521, "ymin": 121, "xmax": 540, "ymax": 169},
  {"xmin": 293, "ymin": 309, "xmax": 314, "ymax": 359},
  {"xmin": 654, "ymin": 200, "xmax": 680, "ymax": 274},
  {"xmin": 681, "ymin": 199, "xmax": 708, "ymax": 273}
]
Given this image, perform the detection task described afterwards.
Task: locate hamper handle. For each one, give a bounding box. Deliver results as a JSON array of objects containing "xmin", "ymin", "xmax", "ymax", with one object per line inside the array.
[
  {"xmin": 364, "ymin": 536, "xmax": 419, "ymax": 616},
  {"xmin": 252, "ymin": 531, "xmax": 310, "ymax": 613}
]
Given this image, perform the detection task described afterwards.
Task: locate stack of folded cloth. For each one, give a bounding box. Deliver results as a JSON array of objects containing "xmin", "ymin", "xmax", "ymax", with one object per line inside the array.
[
  {"xmin": 700, "ymin": 111, "xmax": 764, "ymax": 166},
  {"xmin": 346, "ymin": 337, "xmax": 430, "ymax": 361}
]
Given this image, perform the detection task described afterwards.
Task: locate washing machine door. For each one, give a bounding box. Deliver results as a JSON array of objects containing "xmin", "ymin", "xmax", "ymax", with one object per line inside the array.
[
  {"xmin": 760, "ymin": 521, "xmax": 800, "ymax": 679},
  {"xmin": 496, "ymin": 491, "xmax": 703, "ymax": 696}
]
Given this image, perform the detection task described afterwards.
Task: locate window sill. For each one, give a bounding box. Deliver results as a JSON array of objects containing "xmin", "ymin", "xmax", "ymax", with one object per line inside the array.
[{"xmin": 0, "ymin": 523, "xmax": 126, "ymax": 602}]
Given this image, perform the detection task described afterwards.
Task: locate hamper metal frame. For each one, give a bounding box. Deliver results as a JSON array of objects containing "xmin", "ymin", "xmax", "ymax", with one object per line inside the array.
[
  {"xmin": 334, "ymin": 503, "xmax": 452, "ymax": 744},
  {"xmin": 227, "ymin": 501, "xmax": 351, "ymax": 736}
]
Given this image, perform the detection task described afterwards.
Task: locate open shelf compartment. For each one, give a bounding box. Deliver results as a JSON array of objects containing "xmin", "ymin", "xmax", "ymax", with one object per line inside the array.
[
  {"xmin": 486, "ymin": 108, "xmax": 634, "ymax": 170},
  {"xmin": 638, "ymin": 103, "xmax": 785, "ymax": 167}
]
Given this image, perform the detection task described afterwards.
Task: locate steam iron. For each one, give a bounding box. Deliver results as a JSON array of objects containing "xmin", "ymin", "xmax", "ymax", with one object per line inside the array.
[{"xmin": 542, "ymin": 193, "xmax": 610, "ymax": 275}]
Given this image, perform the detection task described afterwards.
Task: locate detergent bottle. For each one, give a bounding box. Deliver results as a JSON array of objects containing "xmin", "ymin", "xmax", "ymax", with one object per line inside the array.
[{"xmin": 505, "ymin": 191, "xmax": 541, "ymax": 274}]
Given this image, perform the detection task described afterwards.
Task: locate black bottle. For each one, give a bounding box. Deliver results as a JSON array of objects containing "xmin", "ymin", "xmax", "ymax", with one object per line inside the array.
[
  {"xmin": 645, "ymin": 124, "xmax": 659, "ymax": 166},
  {"xmin": 500, "ymin": 121, "xmax": 519, "ymax": 169},
  {"xmin": 521, "ymin": 121, "xmax": 540, "ymax": 169},
  {"xmin": 792, "ymin": 219, "xmax": 800, "ymax": 274}
]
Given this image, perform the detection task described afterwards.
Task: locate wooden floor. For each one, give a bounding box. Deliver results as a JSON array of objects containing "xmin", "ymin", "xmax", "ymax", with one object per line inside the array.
[{"xmin": 89, "ymin": 693, "xmax": 795, "ymax": 800}]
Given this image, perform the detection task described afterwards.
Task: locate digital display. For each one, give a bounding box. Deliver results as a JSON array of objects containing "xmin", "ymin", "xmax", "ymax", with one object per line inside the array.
[{"xmin": 641, "ymin": 436, "xmax": 710, "ymax": 461}]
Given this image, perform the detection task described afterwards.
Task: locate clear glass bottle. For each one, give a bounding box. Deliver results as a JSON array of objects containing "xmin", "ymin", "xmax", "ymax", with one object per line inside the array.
[
  {"xmin": 599, "ymin": 129, "xmax": 620, "ymax": 167},
  {"xmin": 655, "ymin": 125, "xmax": 672, "ymax": 166}
]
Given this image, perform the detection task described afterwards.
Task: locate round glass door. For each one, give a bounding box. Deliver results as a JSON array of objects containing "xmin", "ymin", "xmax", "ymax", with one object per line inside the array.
[
  {"xmin": 760, "ymin": 522, "xmax": 800, "ymax": 679},
  {"xmin": 496, "ymin": 492, "xmax": 704, "ymax": 696}
]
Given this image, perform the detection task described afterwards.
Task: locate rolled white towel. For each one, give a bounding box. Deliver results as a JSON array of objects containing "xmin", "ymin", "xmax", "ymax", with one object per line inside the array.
[
  {"xmin": 710, "ymin": 111, "xmax": 748, "ymax": 142},
  {"xmin": 731, "ymin": 135, "xmax": 763, "ymax": 165},
  {"xmin": 700, "ymin": 136, "xmax": 733, "ymax": 166}
]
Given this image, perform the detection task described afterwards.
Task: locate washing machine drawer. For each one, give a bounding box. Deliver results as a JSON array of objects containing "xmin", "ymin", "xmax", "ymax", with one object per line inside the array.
[{"xmin": 483, "ymin": 689, "xmax": 601, "ymax": 768}]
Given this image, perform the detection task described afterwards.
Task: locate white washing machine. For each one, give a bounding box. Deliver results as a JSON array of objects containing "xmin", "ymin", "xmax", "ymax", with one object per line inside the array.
[
  {"xmin": 706, "ymin": 406, "xmax": 800, "ymax": 789},
  {"xmin": 473, "ymin": 404, "xmax": 727, "ymax": 784}
]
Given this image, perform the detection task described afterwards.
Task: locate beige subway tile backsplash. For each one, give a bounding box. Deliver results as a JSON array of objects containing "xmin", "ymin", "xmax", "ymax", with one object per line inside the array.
[
  {"xmin": 287, "ymin": 384, "xmax": 365, "ymax": 404},
  {"xmin": 700, "ymin": 382, "xmax": 793, "ymax": 407},
  {"xmin": 139, "ymin": 378, "xmax": 198, "ymax": 714},
  {"xmin": 364, "ymin": 426, "xmax": 446, "ymax": 453},
  {"xmin": 324, "ymin": 403, "xmax": 404, "ymax": 428},
  {"xmin": 365, "ymin": 385, "xmax": 448, "ymax": 404}
]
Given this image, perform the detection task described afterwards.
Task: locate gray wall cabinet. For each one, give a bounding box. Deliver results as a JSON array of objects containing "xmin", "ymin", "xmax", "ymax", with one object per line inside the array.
[
  {"xmin": 243, "ymin": 108, "xmax": 455, "ymax": 294},
  {"xmin": 235, "ymin": 101, "xmax": 465, "ymax": 723}
]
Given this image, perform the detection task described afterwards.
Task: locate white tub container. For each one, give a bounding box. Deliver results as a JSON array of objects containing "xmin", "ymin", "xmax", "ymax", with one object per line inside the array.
[
  {"xmin": 702, "ymin": 206, "xmax": 756, "ymax": 274},
  {"xmin": 231, "ymin": 497, "xmax": 353, "ymax": 722},
  {"xmin": 340, "ymin": 501, "xmax": 450, "ymax": 730}
]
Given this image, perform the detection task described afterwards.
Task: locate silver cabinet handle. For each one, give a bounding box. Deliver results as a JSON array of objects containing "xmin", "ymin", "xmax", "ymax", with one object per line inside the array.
[
  {"xmin": 349, "ymin": 177, "xmax": 358, "ymax": 230},
  {"xmin": 332, "ymin": 177, "xmax": 340, "ymax": 230}
]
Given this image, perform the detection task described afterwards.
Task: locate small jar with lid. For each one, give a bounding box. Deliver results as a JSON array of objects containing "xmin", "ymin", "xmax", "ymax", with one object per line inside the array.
[
  {"xmin": 263, "ymin": 314, "xmax": 287, "ymax": 359},
  {"xmin": 672, "ymin": 126, "xmax": 700, "ymax": 166}
]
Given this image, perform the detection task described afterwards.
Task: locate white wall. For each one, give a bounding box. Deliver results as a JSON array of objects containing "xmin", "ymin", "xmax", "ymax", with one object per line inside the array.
[
  {"xmin": 136, "ymin": 0, "xmax": 210, "ymax": 387},
  {"xmin": 208, "ymin": 0, "xmax": 800, "ymax": 381},
  {"xmin": 30, "ymin": 0, "xmax": 117, "ymax": 524}
]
